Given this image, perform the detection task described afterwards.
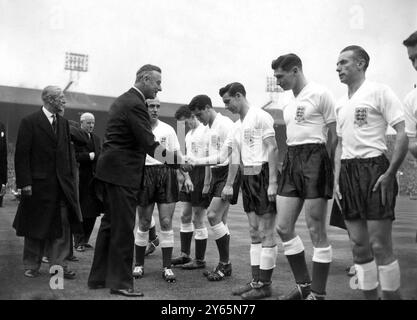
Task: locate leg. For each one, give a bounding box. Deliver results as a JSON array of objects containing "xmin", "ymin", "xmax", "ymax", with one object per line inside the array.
[
  {"xmin": 368, "ymin": 220, "xmax": 401, "ymax": 300},
  {"xmin": 158, "ymin": 202, "xmax": 177, "ymax": 282},
  {"xmin": 88, "ymin": 183, "xmax": 138, "ymax": 290},
  {"xmin": 83, "ymin": 217, "xmax": 97, "ymax": 246},
  {"xmin": 172, "ymin": 202, "xmax": 193, "ymax": 266},
  {"xmin": 23, "ymin": 237, "xmax": 44, "ymax": 276},
  {"xmin": 242, "ymin": 213, "xmax": 277, "ymax": 300},
  {"xmin": 276, "ymin": 196, "xmax": 311, "ymax": 300},
  {"xmin": 304, "ymin": 198, "xmax": 332, "ymax": 299},
  {"xmin": 192, "ymin": 206, "xmax": 208, "ymax": 264},
  {"xmin": 345, "ymin": 219, "xmax": 378, "ymax": 300},
  {"xmin": 207, "ymin": 197, "xmax": 231, "ymax": 265},
  {"xmin": 49, "ymin": 201, "xmax": 72, "ymax": 276},
  {"xmin": 182, "ymin": 206, "xmax": 208, "ymax": 269},
  {"xmin": 148, "ymin": 215, "xmax": 157, "ymax": 242},
  {"xmin": 134, "ymin": 204, "xmax": 154, "ymax": 276}
]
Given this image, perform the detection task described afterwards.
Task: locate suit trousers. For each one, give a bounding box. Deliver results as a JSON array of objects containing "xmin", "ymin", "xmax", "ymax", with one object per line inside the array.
[
  {"xmin": 87, "ymin": 181, "xmax": 138, "ymax": 289},
  {"xmin": 23, "ymin": 200, "xmax": 71, "ymax": 271},
  {"xmin": 74, "ymin": 217, "xmax": 97, "ymax": 247}
]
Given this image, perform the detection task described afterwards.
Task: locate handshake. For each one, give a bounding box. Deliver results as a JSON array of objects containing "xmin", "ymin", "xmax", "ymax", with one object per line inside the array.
[{"xmin": 179, "ymin": 155, "xmax": 196, "ymax": 173}]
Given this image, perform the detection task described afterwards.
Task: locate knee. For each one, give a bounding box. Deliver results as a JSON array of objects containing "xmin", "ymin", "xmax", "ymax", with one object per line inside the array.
[
  {"xmin": 276, "ymin": 222, "xmax": 293, "ymax": 240},
  {"xmin": 351, "ymin": 242, "xmax": 373, "ymax": 264},
  {"xmin": 371, "ymin": 241, "xmax": 392, "ymax": 264},
  {"xmin": 249, "ymin": 225, "xmax": 261, "ymax": 242},
  {"xmin": 159, "ymin": 216, "xmax": 172, "ymax": 230},
  {"xmin": 192, "ymin": 216, "xmax": 205, "ymax": 229},
  {"xmin": 207, "ymin": 210, "xmax": 219, "ymax": 225},
  {"xmin": 181, "ymin": 214, "xmax": 192, "ymax": 225},
  {"xmin": 139, "ymin": 218, "xmax": 151, "ymax": 231}
]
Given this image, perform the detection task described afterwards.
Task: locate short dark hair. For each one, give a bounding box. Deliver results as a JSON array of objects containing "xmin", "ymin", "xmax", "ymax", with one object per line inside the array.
[
  {"xmin": 219, "ymin": 82, "xmax": 246, "ymax": 97},
  {"xmin": 175, "ymin": 105, "xmax": 192, "ymax": 120},
  {"xmin": 271, "ymin": 53, "xmax": 303, "ymax": 71},
  {"xmin": 135, "ymin": 64, "xmax": 161, "ymax": 82},
  {"xmin": 340, "ymin": 45, "xmax": 370, "ymax": 71},
  {"xmin": 188, "ymin": 95, "xmax": 212, "ymax": 111},
  {"xmin": 403, "ymin": 31, "xmax": 417, "ymax": 47}
]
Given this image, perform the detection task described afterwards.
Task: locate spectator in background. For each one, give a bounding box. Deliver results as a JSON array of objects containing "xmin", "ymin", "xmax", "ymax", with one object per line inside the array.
[
  {"xmin": 13, "ymin": 86, "xmax": 82, "ymax": 279},
  {"xmin": 74, "ymin": 112, "xmax": 102, "ymax": 252}
]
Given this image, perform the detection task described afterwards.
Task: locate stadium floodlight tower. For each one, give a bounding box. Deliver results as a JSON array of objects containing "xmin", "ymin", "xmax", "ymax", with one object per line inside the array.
[
  {"xmin": 262, "ymin": 76, "xmax": 283, "ymax": 110},
  {"xmin": 64, "ymin": 52, "xmax": 89, "ymax": 92}
]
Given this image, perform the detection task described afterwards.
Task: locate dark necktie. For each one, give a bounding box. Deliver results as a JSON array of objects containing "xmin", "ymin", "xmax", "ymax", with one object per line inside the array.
[{"xmin": 51, "ymin": 114, "xmax": 57, "ymax": 135}]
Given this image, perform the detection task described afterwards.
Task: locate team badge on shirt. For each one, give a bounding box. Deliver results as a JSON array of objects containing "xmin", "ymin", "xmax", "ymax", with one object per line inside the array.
[
  {"xmin": 191, "ymin": 142, "xmax": 198, "ymax": 155},
  {"xmin": 244, "ymin": 129, "xmax": 254, "ymax": 145},
  {"xmin": 211, "ymin": 135, "xmax": 221, "ymax": 151},
  {"xmin": 354, "ymin": 107, "xmax": 368, "ymax": 127},
  {"xmin": 295, "ymin": 106, "xmax": 306, "ymax": 123}
]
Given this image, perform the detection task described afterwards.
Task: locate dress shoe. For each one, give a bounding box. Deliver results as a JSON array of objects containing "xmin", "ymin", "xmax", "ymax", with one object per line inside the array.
[{"xmin": 110, "ymin": 288, "xmax": 144, "ymax": 297}]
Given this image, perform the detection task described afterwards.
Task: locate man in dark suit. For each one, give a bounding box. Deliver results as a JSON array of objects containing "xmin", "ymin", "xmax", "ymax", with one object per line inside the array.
[
  {"xmin": 74, "ymin": 112, "xmax": 102, "ymax": 251},
  {"xmin": 0, "ymin": 121, "xmax": 7, "ymax": 207},
  {"xmin": 87, "ymin": 64, "xmax": 185, "ymax": 297},
  {"xmin": 13, "ymin": 86, "xmax": 82, "ymax": 279}
]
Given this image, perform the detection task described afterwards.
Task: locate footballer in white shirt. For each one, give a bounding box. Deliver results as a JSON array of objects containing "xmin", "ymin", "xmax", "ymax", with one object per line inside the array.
[
  {"xmin": 188, "ymin": 94, "xmax": 241, "ymax": 282},
  {"xmin": 134, "ymin": 97, "xmax": 190, "ymax": 283},
  {"xmin": 188, "ymin": 83, "xmax": 280, "ymax": 300},
  {"xmin": 272, "ymin": 53, "xmax": 337, "ymax": 300},
  {"xmin": 334, "ymin": 45, "xmax": 408, "ymax": 300},
  {"xmin": 403, "ymin": 30, "xmax": 417, "ymax": 159},
  {"xmin": 171, "ymin": 105, "xmax": 210, "ymax": 270}
]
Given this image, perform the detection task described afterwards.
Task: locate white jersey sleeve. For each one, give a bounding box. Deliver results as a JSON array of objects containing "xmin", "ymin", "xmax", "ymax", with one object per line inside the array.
[
  {"xmin": 403, "ymin": 88, "xmax": 417, "ymax": 138},
  {"xmin": 379, "ymin": 85, "xmax": 404, "ymax": 127},
  {"xmin": 319, "ymin": 89, "xmax": 336, "ymax": 125}
]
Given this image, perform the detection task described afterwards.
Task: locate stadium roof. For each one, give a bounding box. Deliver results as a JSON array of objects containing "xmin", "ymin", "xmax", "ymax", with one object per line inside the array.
[{"xmin": 0, "ymin": 85, "xmax": 239, "ymax": 120}]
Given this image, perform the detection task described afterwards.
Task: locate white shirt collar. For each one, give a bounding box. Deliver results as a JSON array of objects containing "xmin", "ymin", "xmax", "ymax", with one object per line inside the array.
[{"xmin": 42, "ymin": 106, "xmax": 55, "ymax": 123}]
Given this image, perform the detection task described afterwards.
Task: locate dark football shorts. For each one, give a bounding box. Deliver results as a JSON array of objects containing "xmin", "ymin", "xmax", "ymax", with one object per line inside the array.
[
  {"xmin": 278, "ymin": 143, "xmax": 333, "ymax": 199},
  {"xmin": 209, "ymin": 165, "xmax": 241, "ymax": 205},
  {"xmin": 338, "ymin": 155, "xmax": 397, "ymax": 221},
  {"xmin": 241, "ymin": 163, "xmax": 279, "ymax": 215},
  {"xmin": 178, "ymin": 166, "xmax": 210, "ymax": 208},
  {"xmin": 137, "ymin": 165, "xmax": 178, "ymax": 207}
]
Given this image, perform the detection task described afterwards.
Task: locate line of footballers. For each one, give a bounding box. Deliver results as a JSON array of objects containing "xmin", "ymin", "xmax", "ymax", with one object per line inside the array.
[{"xmin": 129, "ymin": 34, "xmax": 417, "ymax": 300}]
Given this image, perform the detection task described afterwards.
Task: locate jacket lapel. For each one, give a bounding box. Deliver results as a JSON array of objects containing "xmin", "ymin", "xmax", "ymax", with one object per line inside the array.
[
  {"xmin": 128, "ymin": 87, "xmax": 146, "ymax": 105},
  {"xmin": 37, "ymin": 109, "xmax": 57, "ymax": 143}
]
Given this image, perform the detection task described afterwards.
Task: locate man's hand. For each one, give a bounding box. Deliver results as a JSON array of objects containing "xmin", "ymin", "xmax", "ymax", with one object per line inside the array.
[
  {"xmin": 202, "ymin": 183, "xmax": 210, "ymax": 196},
  {"xmin": 221, "ymin": 185, "xmax": 233, "ymax": 202},
  {"xmin": 267, "ymin": 182, "xmax": 278, "ymax": 202},
  {"xmin": 333, "ymin": 181, "xmax": 342, "ymax": 210},
  {"xmin": 89, "ymin": 152, "xmax": 95, "ymax": 161},
  {"xmin": 183, "ymin": 178, "xmax": 194, "ymax": 193},
  {"xmin": 185, "ymin": 155, "xmax": 197, "ymax": 166},
  {"xmin": 21, "ymin": 185, "xmax": 32, "ymax": 197},
  {"xmin": 372, "ymin": 172, "xmax": 395, "ymax": 206},
  {"xmin": 0, "ymin": 184, "xmax": 6, "ymax": 197},
  {"xmin": 181, "ymin": 164, "xmax": 193, "ymax": 172}
]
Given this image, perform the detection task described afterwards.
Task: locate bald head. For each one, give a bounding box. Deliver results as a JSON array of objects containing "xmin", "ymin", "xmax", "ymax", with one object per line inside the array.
[
  {"xmin": 80, "ymin": 112, "xmax": 95, "ymax": 133},
  {"xmin": 80, "ymin": 112, "xmax": 95, "ymax": 121}
]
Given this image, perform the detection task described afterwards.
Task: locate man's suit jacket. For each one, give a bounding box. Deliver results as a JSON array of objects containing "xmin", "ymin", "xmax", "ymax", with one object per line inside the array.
[
  {"xmin": 95, "ymin": 88, "xmax": 159, "ymax": 189},
  {"xmin": 0, "ymin": 121, "xmax": 7, "ymax": 186},
  {"xmin": 13, "ymin": 109, "xmax": 82, "ymax": 239},
  {"xmin": 75, "ymin": 131, "xmax": 102, "ymax": 218}
]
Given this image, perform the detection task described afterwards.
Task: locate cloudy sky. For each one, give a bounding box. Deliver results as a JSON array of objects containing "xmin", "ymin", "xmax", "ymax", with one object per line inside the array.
[{"xmin": 1, "ymin": 0, "xmax": 416, "ymax": 108}]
